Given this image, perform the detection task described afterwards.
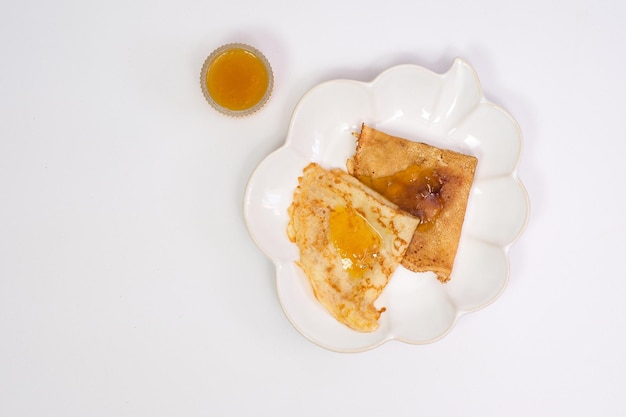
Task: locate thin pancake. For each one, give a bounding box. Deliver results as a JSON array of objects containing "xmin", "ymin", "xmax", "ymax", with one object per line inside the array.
[
  {"xmin": 347, "ymin": 125, "xmax": 477, "ymax": 283},
  {"xmin": 287, "ymin": 162, "xmax": 420, "ymax": 332}
]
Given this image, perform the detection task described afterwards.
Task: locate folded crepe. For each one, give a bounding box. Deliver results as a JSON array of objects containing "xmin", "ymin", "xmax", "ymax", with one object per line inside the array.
[{"xmin": 347, "ymin": 125, "xmax": 478, "ymax": 283}]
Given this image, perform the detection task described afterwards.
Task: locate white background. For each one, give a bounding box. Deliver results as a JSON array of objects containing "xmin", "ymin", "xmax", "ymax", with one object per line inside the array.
[{"xmin": 1, "ymin": 0, "xmax": 625, "ymax": 416}]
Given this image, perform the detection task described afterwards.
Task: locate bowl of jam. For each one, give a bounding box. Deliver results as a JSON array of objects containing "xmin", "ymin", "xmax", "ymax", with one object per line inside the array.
[{"xmin": 200, "ymin": 43, "xmax": 274, "ymax": 117}]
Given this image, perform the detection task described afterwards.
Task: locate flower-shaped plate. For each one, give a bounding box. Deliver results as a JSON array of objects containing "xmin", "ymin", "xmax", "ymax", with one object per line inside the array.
[{"xmin": 244, "ymin": 58, "xmax": 529, "ymax": 352}]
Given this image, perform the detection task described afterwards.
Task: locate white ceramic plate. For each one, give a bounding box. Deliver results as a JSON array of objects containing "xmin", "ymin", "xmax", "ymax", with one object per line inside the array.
[{"xmin": 244, "ymin": 58, "xmax": 529, "ymax": 352}]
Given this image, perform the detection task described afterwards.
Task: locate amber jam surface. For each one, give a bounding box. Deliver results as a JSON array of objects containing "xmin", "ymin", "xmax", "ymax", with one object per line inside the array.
[
  {"xmin": 201, "ymin": 44, "xmax": 272, "ymax": 115},
  {"xmin": 358, "ymin": 165, "xmax": 445, "ymax": 231},
  {"xmin": 329, "ymin": 205, "xmax": 381, "ymax": 278}
]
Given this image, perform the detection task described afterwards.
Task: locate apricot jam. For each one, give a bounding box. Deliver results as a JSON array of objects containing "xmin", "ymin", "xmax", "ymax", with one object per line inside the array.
[
  {"xmin": 201, "ymin": 44, "xmax": 273, "ymax": 116},
  {"xmin": 358, "ymin": 165, "xmax": 445, "ymax": 231},
  {"xmin": 329, "ymin": 205, "xmax": 381, "ymax": 278}
]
